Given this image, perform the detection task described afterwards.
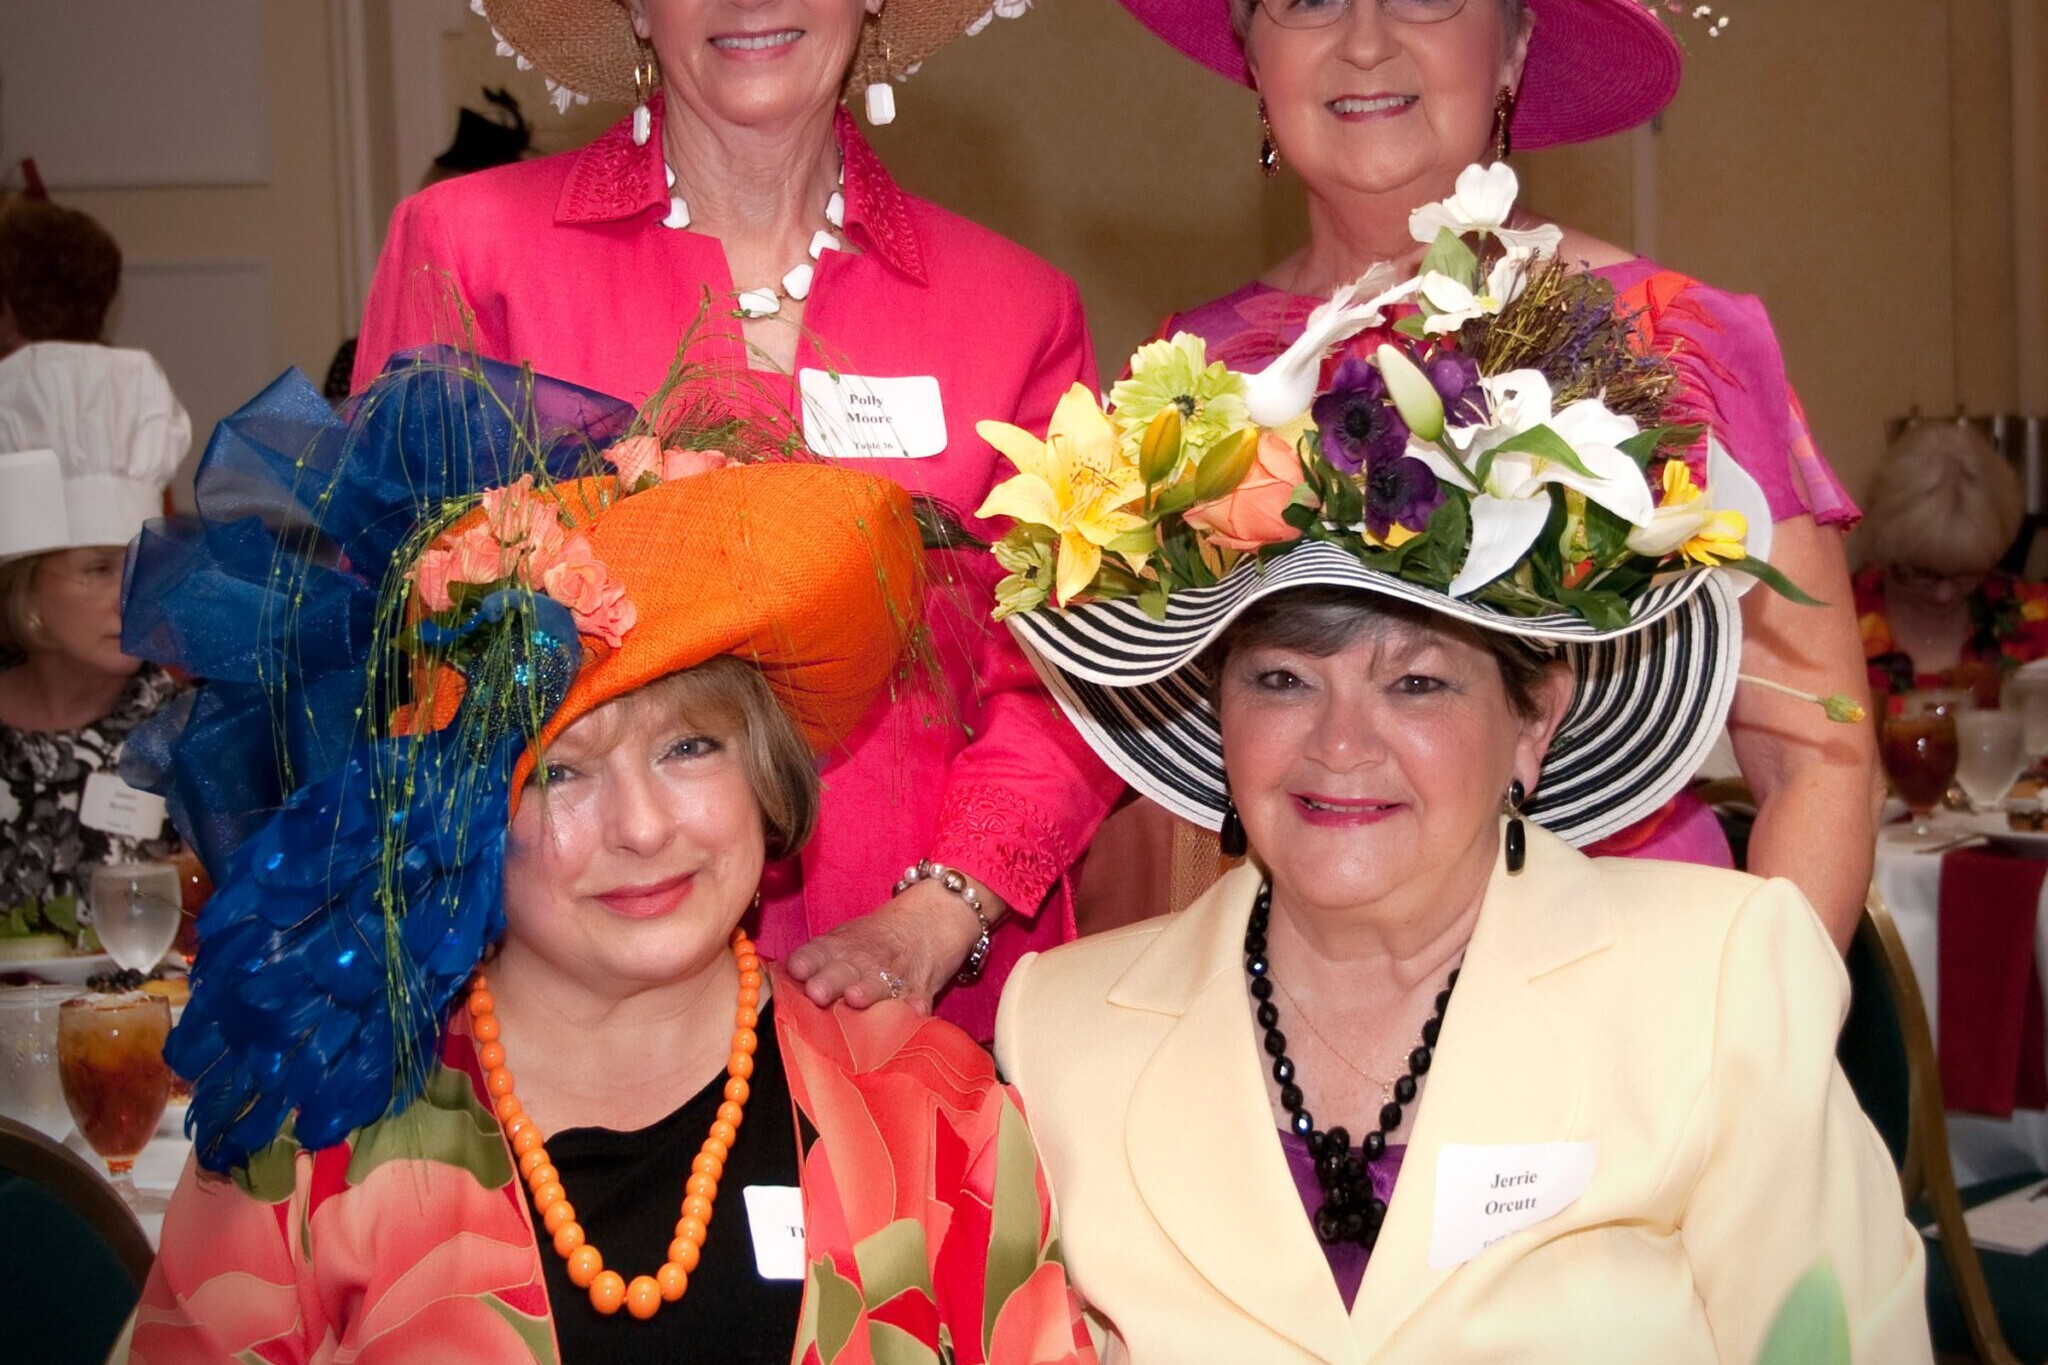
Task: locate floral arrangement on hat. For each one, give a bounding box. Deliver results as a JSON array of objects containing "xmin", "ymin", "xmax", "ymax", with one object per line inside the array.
[{"xmin": 978, "ymin": 162, "xmax": 1805, "ymax": 634}]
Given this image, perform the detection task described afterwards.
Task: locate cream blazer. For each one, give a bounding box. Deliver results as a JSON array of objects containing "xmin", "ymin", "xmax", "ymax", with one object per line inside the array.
[{"xmin": 997, "ymin": 827, "xmax": 1931, "ymax": 1365}]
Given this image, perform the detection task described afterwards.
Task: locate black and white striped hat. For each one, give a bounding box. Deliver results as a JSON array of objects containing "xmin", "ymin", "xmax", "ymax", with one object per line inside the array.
[{"xmin": 1007, "ymin": 539, "xmax": 1743, "ymax": 847}]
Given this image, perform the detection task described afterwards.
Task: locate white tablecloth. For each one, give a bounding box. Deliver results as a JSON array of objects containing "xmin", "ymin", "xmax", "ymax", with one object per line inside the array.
[{"xmin": 1872, "ymin": 828, "xmax": 2048, "ymax": 1184}]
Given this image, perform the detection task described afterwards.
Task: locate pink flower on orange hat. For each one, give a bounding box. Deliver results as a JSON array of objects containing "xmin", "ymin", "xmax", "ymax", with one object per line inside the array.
[
  {"xmin": 539, "ymin": 536, "xmax": 612, "ymax": 618},
  {"xmin": 660, "ymin": 447, "xmax": 730, "ymax": 480},
  {"xmin": 574, "ymin": 578, "xmax": 636, "ymax": 648}
]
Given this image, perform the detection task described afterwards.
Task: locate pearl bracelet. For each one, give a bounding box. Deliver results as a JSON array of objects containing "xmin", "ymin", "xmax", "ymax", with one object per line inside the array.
[{"xmin": 893, "ymin": 859, "xmax": 993, "ymax": 985}]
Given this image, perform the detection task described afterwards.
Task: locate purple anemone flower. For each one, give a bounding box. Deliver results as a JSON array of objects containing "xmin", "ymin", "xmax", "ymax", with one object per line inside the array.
[
  {"xmin": 1364, "ymin": 453, "xmax": 1445, "ymax": 541},
  {"xmin": 1312, "ymin": 357, "xmax": 1409, "ymax": 476},
  {"xmin": 1424, "ymin": 351, "xmax": 1488, "ymax": 427}
]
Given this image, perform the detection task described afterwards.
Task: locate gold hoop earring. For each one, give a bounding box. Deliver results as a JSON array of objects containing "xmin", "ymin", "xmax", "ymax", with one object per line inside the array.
[
  {"xmin": 1258, "ymin": 98, "xmax": 1279, "ymax": 178},
  {"xmin": 1492, "ymin": 84, "xmax": 1518, "ymax": 161}
]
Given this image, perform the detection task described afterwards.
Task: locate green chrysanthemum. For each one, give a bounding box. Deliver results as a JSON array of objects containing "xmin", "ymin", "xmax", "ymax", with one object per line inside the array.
[{"xmin": 1108, "ymin": 333, "xmax": 1249, "ymax": 466}]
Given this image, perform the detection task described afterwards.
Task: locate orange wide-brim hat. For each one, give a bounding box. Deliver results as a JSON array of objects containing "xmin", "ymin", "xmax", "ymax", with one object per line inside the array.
[{"xmin": 412, "ymin": 461, "xmax": 924, "ymax": 801}]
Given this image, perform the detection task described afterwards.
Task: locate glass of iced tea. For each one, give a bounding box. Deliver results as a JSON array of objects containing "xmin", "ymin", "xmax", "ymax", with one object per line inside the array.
[
  {"xmin": 57, "ymin": 992, "xmax": 171, "ymax": 1210},
  {"xmin": 1881, "ymin": 708, "xmax": 1960, "ymax": 837}
]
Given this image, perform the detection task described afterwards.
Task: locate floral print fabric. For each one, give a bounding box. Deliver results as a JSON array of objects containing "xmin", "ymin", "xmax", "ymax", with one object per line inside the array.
[
  {"xmin": 1853, "ymin": 566, "xmax": 2048, "ymax": 703},
  {"xmin": 129, "ymin": 969, "xmax": 1094, "ymax": 1365},
  {"xmin": 0, "ymin": 665, "xmax": 181, "ymax": 913}
]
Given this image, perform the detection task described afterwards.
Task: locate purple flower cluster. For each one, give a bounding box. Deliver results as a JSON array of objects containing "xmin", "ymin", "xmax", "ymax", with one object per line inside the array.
[
  {"xmin": 1313, "ymin": 353, "xmax": 1451, "ymax": 541},
  {"xmin": 1424, "ymin": 351, "xmax": 1488, "ymax": 427}
]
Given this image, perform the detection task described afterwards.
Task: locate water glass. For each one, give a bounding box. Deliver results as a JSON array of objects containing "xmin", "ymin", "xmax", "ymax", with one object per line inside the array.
[
  {"xmin": 1955, "ymin": 710, "xmax": 2028, "ymax": 810},
  {"xmin": 0, "ymin": 985, "xmax": 80, "ymax": 1141},
  {"xmin": 58, "ymin": 992, "xmax": 171, "ymax": 1210},
  {"xmin": 91, "ymin": 862, "xmax": 184, "ymax": 974}
]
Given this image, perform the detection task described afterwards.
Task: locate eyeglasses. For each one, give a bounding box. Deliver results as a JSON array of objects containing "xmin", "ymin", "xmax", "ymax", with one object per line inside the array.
[
  {"xmin": 1258, "ymin": 0, "xmax": 1470, "ymax": 31},
  {"xmin": 1887, "ymin": 564, "xmax": 1984, "ymax": 590}
]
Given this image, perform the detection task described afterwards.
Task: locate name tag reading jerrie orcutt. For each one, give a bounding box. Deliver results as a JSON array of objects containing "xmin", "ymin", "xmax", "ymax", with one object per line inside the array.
[
  {"xmin": 1427, "ymin": 1141, "xmax": 1598, "ymax": 1269},
  {"xmin": 798, "ymin": 369, "xmax": 947, "ymax": 461}
]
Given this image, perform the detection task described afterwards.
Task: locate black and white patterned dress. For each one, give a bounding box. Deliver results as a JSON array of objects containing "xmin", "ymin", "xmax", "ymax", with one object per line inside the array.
[{"xmin": 0, "ymin": 666, "xmax": 182, "ymax": 912}]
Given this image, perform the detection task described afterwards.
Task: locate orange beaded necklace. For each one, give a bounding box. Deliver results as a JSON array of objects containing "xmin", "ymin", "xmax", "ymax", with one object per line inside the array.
[{"xmin": 467, "ymin": 927, "xmax": 763, "ymax": 1321}]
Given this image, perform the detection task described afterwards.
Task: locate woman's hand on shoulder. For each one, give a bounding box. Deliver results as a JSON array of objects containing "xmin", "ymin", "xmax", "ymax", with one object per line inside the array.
[{"xmin": 784, "ymin": 876, "xmax": 1009, "ymax": 1014}]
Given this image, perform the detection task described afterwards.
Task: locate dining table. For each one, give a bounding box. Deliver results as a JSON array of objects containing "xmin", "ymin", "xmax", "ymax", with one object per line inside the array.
[
  {"xmin": 65, "ymin": 1106, "xmax": 190, "ymax": 1249},
  {"xmin": 1872, "ymin": 812, "xmax": 2048, "ymax": 1184}
]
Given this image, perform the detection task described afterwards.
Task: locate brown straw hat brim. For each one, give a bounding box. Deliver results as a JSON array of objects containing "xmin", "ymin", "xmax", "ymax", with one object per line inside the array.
[{"xmin": 475, "ymin": 0, "xmax": 1003, "ymax": 105}]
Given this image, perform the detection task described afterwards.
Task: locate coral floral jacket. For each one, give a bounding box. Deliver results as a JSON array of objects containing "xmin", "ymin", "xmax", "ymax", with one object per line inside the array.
[{"xmin": 127, "ymin": 970, "xmax": 1095, "ymax": 1365}]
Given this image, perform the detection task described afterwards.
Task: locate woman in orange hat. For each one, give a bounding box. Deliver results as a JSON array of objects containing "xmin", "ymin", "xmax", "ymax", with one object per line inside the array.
[
  {"xmin": 351, "ymin": 0, "xmax": 1122, "ymax": 1038},
  {"xmin": 118, "ymin": 352, "xmax": 1092, "ymax": 1364},
  {"xmin": 1087, "ymin": 0, "xmax": 1876, "ymax": 948}
]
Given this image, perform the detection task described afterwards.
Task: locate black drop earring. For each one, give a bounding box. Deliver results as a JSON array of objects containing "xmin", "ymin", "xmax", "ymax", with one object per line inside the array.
[
  {"xmin": 1220, "ymin": 799, "xmax": 1249, "ymax": 858},
  {"xmin": 1503, "ymin": 778, "xmax": 1527, "ymax": 875},
  {"xmin": 1258, "ymin": 99, "xmax": 1279, "ymax": 178}
]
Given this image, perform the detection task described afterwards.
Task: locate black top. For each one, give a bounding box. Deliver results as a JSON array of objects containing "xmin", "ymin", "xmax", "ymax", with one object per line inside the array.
[{"xmin": 532, "ymin": 999, "xmax": 803, "ymax": 1365}]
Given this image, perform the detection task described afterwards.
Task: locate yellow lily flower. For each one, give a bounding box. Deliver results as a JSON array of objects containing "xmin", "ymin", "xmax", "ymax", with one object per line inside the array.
[
  {"xmin": 976, "ymin": 384, "xmax": 1150, "ymax": 605},
  {"xmin": 1626, "ymin": 459, "xmax": 1748, "ymax": 567}
]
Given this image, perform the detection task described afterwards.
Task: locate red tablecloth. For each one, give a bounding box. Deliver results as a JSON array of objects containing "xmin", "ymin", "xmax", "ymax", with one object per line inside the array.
[{"xmin": 1937, "ymin": 845, "xmax": 2048, "ymax": 1116}]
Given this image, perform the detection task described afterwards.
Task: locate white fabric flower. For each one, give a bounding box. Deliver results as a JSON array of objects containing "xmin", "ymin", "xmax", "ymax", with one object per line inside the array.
[
  {"xmin": 966, "ymin": 0, "xmax": 1032, "ymax": 35},
  {"xmin": 1408, "ymin": 370, "xmax": 1653, "ymax": 597},
  {"xmin": 1417, "ymin": 251, "xmax": 1536, "ymax": 335},
  {"xmin": 1242, "ymin": 264, "xmax": 1418, "ymax": 427},
  {"xmin": 1409, "ymin": 163, "xmax": 1565, "ymax": 256}
]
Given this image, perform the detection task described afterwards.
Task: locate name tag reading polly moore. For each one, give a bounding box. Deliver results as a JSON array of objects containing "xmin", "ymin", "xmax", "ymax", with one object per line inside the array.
[{"xmin": 799, "ymin": 369, "xmax": 946, "ymax": 461}]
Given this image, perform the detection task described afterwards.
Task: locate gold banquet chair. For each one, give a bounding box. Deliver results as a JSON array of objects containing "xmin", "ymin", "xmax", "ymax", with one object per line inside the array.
[{"xmin": 1839, "ymin": 887, "xmax": 2046, "ymax": 1364}]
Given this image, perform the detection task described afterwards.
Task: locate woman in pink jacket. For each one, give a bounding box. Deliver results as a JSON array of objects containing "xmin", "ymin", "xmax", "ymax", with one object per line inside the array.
[{"xmin": 353, "ymin": 0, "xmax": 1120, "ymax": 1040}]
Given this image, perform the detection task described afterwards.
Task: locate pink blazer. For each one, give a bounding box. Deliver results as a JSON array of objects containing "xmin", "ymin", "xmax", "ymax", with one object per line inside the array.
[{"xmin": 355, "ymin": 106, "xmax": 1122, "ymax": 1039}]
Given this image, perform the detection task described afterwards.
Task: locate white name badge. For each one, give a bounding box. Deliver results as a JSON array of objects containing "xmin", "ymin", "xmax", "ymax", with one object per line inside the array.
[
  {"xmin": 78, "ymin": 770, "xmax": 168, "ymax": 841},
  {"xmin": 1428, "ymin": 1140, "xmax": 1598, "ymax": 1269},
  {"xmin": 799, "ymin": 369, "xmax": 947, "ymax": 461},
  {"xmin": 743, "ymin": 1184, "xmax": 808, "ymax": 1281}
]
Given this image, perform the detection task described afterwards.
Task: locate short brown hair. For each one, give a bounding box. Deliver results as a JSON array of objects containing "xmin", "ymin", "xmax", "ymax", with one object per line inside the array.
[
  {"xmin": 0, "ymin": 555, "xmax": 50, "ymax": 656},
  {"xmin": 604, "ymin": 655, "xmax": 820, "ymax": 861},
  {"xmin": 1209, "ymin": 585, "xmax": 1561, "ymax": 720},
  {"xmin": 0, "ymin": 199, "xmax": 122, "ymax": 343}
]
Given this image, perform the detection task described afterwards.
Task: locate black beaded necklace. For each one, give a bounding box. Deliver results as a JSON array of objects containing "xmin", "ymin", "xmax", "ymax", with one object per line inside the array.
[{"xmin": 1245, "ymin": 881, "xmax": 1457, "ymax": 1250}]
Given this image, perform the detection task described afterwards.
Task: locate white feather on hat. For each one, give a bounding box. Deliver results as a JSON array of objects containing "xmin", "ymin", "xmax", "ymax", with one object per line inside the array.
[{"xmin": 0, "ymin": 342, "xmax": 191, "ymax": 564}]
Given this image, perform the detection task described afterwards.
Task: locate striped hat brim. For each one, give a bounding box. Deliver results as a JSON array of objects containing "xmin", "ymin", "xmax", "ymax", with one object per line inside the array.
[{"xmin": 1007, "ymin": 540, "xmax": 1742, "ymax": 847}]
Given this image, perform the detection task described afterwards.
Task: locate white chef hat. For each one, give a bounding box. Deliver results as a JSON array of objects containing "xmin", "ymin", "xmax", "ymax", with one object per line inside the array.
[{"xmin": 0, "ymin": 342, "xmax": 191, "ymax": 564}]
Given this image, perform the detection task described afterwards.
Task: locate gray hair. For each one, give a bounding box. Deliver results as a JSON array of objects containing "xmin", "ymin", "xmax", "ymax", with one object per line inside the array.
[{"xmin": 1860, "ymin": 424, "xmax": 2025, "ymax": 577}]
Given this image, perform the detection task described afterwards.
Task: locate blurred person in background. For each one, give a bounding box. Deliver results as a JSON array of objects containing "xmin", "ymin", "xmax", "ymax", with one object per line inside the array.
[
  {"xmin": 1856, "ymin": 422, "xmax": 2047, "ymax": 707},
  {"xmin": 0, "ymin": 192, "xmax": 123, "ymax": 360},
  {"xmin": 0, "ymin": 343, "xmax": 188, "ymax": 935}
]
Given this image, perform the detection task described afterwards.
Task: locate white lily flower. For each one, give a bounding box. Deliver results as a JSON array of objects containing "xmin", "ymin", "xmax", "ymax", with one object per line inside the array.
[
  {"xmin": 1243, "ymin": 263, "xmax": 1418, "ymax": 427},
  {"xmin": 1624, "ymin": 436, "xmax": 1775, "ymax": 592},
  {"xmin": 1406, "ymin": 370, "xmax": 1653, "ymax": 597},
  {"xmin": 1417, "ymin": 252, "xmax": 1536, "ymax": 335},
  {"xmin": 1409, "ymin": 162, "xmax": 1565, "ymax": 256}
]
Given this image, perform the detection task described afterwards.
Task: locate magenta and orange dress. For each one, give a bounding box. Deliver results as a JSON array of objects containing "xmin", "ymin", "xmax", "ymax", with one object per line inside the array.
[{"xmin": 1159, "ymin": 261, "xmax": 1859, "ymax": 870}]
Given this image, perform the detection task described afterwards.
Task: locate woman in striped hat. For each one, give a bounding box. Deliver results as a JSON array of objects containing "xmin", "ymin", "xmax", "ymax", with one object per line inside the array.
[{"xmin": 1089, "ymin": 0, "xmax": 1876, "ymax": 948}]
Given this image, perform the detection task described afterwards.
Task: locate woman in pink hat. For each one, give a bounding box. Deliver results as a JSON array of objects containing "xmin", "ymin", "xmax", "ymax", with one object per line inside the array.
[{"xmin": 1096, "ymin": 0, "xmax": 1876, "ymax": 949}]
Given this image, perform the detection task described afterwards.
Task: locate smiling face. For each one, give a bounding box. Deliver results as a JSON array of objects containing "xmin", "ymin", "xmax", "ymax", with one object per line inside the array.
[
  {"xmin": 1216, "ymin": 591, "xmax": 1568, "ymax": 925},
  {"xmin": 501, "ymin": 661, "xmax": 813, "ymax": 997},
  {"xmin": 22, "ymin": 547, "xmax": 139, "ymax": 677},
  {"xmin": 1247, "ymin": 0, "xmax": 1530, "ymax": 205},
  {"xmin": 630, "ymin": 0, "xmax": 883, "ymax": 130}
]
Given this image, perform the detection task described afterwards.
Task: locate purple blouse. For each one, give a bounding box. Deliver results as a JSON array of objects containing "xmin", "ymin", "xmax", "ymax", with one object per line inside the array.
[{"xmin": 1279, "ymin": 1131, "xmax": 1408, "ymax": 1310}]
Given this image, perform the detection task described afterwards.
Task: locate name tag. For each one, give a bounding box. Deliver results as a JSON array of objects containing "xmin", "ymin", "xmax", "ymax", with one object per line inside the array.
[
  {"xmin": 743, "ymin": 1184, "xmax": 807, "ymax": 1281},
  {"xmin": 78, "ymin": 770, "xmax": 167, "ymax": 841},
  {"xmin": 1428, "ymin": 1141, "xmax": 1597, "ymax": 1269},
  {"xmin": 799, "ymin": 369, "xmax": 947, "ymax": 460}
]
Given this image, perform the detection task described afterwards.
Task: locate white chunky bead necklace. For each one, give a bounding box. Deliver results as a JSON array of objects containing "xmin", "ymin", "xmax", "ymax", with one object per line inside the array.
[{"xmin": 659, "ymin": 159, "xmax": 846, "ymax": 320}]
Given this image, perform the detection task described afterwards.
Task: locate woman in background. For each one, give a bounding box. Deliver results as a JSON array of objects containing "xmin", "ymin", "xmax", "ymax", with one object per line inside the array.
[
  {"xmin": 1095, "ymin": 0, "xmax": 1876, "ymax": 946},
  {"xmin": 1855, "ymin": 422, "xmax": 2046, "ymax": 707},
  {"xmin": 0, "ymin": 343, "xmax": 187, "ymax": 925}
]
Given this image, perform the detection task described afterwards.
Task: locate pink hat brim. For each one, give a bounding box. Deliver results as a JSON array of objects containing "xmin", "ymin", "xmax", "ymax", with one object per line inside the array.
[{"xmin": 1117, "ymin": 0, "xmax": 1682, "ymax": 150}]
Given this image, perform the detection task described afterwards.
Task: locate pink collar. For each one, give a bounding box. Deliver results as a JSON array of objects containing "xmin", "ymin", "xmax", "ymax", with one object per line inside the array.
[{"xmin": 555, "ymin": 101, "xmax": 927, "ymax": 285}]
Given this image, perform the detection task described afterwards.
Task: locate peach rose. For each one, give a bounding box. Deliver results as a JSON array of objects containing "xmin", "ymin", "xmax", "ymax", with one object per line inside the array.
[
  {"xmin": 538, "ymin": 535, "xmax": 611, "ymax": 618},
  {"xmin": 1184, "ymin": 431, "xmax": 1311, "ymax": 553},
  {"xmin": 411, "ymin": 546, "xmax": 458, "ymax": 613},
  {"xmin": 478, "ymin": 476, "xmax": 565, "ymax": 568},
  {"xmin": 573, "ymin": 578, "xmax": 636, "ymax": 648},
  {"xmin": 448, "ymin": 523, "xmax": 512, "ymax": 586},
  {"xmin": 660, "ymin": 447, "xmax": 730, "ymax": 480},
  {"xmin": 603, "ymin": 435, "xmax": 662, "ymax": 486}
]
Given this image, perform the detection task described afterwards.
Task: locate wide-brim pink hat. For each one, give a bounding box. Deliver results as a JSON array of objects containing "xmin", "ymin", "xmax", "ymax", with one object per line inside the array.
[{"xmin": 1117, "ymin": 0, "xmax": 1682, "ymax": 150}]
